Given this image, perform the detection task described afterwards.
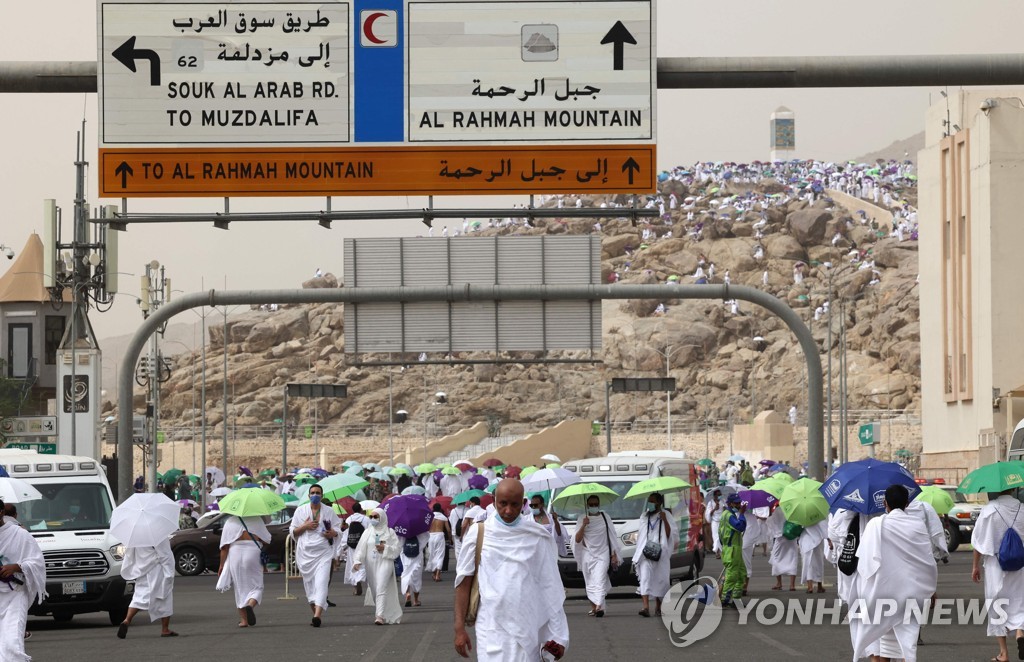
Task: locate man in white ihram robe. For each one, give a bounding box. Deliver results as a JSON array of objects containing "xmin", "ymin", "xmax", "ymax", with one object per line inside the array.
[
  {"xmin": 905, "ymin": 498, "xmax": 950, "ymax": 563},
  {"xmin": 630, "ymin": 495, "xmax": 680, "ymax": 616},
  {"xmin": 704, "ymin": 490, "xmax": 723, "ymax": 557},
  {"xmin": 289, "ymin": 496, "xmax": 341, "ymax": 626},
  {"xmin": 827, "ymin": 508, "xmax": 875, "ymax": 604},
  {"xmin": 399, "ymin": 531, "xmax": 429, "ymax": 607},
  {"xmin": 848, "ymin": 486, "xmax": 936, "ymax": 662},
  {"xmin": 342, "ymin": 507, "xmax": 370, "ymax": 594},
  {"xmin": 449, "ymin": 503, "xmax": 468, "ymax": 559},
  {"xmin": 571, "ymin": 496, "xmax": 622, "ymax": 616},
  {"xmin": 798, "ymin": 518, "xmax": 828, "ymax": 591},
  {"xmin": 216, "ymin": 515, "xmax": 271, "ymax": 627},
  {"xmin": 972, "ymin": 490, "xmax": 1024, "ymax": 662},
  {"xmin": 117, "ymin": 538, "xmax": 176, "ymax": 638},
  {"xmin": 767, "ymin": 506, "xmax": 799, "ymax": 590},
  {"xmin": 426, "ymin": 509, "xmax": 449, "ymax": 580},
  {"xmin": 454, "ymin": 479, "xmax": 568, "ymax": 661},
  {"xmin": 352, "ymin": 510, "xmax": 402, "ymax": 624},
  {"xmin": 0, "ymin": 514, "xmax": 45, "ymax": 661},
  {"xmin": 742, "ymin": 506, "xmax": 770, "ymax": 593}
]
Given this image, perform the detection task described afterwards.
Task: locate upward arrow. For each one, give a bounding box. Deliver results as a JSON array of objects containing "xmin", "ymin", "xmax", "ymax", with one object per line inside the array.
[
  {"xmin": 114, "ymin": 161, "xmax": 134, "ymax": 189},
  {"xmin": 600, "ymin": 20, "xmax": 636, "ymax": 71},
  {"xmin": 113, "ymin": 36, "xmax": 161, "ymax": 86},
  {"xmin": 621, "ymin": 157, "xmax": 640, "ymax": 185}
]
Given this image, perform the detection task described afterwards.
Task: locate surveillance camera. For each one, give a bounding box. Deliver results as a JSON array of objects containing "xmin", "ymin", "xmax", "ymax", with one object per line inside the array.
[
  {"xmin": 3, "ymin": 248, "xmax": 13, "ymax": 260},
  {"xmin": 980, "ymin": 99, "xmax": 996, "ymax": 112}
]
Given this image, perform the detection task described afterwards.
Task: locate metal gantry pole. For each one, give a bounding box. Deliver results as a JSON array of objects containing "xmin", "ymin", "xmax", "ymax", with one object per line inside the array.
[{"xmin": 116, "ymin": 284, "xmax": 826, "ymax": 502}]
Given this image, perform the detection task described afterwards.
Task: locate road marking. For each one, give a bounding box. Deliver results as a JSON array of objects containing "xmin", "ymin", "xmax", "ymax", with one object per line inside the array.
[
  {"xmin": 411, "ymin": 612, "xmax": 442, "ymax": 658},
  {"xmin": 361, "ymin": 622, "xmax": 400, "ymax": 661},
  {"xmin": 750, "ymin": 631, "xmax": 805, "ymax": 657}
]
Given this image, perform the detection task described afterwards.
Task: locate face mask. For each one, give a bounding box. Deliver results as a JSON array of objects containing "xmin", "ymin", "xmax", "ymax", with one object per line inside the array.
[
  {"xmin": 371, "ymin": 517, "xmax": 383, "ymax": 528},
  {"xmin": 69, "ymin": 505, "xmax": 81, "ymax": 516},
  {"xmin": 647, "ymin": 503, "xmax": 658, "ymax": 513},
  {"xmin": 531, "ymin": 507, "xmax": 542, "ymax": 516},
  {"xmin": 587, "ymin": 506, "xmax": 599, "ymax": 516},
  {"xmin": 310, "ymin": 494, "xmax": 322, "ymax": 505},
  {"xmin": 497, "ymin": 514, "xmax": 520, "ymax": 527}
]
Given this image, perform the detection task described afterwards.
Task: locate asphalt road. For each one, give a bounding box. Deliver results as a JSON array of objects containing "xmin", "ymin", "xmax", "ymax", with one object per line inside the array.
[{"xmin": 26, "ymin": 547, "xmax": 999, "ymax": 661}]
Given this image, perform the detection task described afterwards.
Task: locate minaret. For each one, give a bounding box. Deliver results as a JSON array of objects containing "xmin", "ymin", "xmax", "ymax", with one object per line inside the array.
[{"xmin": 770, "ymin": 106, "xmax": 796, "ymax": 162}]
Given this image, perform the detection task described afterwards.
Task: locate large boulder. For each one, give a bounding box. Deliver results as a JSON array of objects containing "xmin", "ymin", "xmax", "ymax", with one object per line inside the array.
[
  {"xmin": 764, "ymin": 235, "xmax": 807, "ymax": 261},
  {"xmin": 787, "ymin": 209, "xmax": 832, "ymax": 246},
  {"xmin": 302, "ymin": 272, "xmax": 339, "ymax": 288},
  {"xmin": 602, "ymin": 233, "xmax": 640, "ymax": 259}
]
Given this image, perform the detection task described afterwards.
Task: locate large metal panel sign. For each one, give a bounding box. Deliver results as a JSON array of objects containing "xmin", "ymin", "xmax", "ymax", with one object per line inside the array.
[{"xmin": 97, "ymin": 0, "xmax": 655, "ymax": 197}]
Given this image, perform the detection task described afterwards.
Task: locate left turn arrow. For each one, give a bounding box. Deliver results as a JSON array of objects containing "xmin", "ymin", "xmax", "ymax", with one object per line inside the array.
[{"xmin": 113, "ymin": 36, "xmax": 161, "ymax": 86}]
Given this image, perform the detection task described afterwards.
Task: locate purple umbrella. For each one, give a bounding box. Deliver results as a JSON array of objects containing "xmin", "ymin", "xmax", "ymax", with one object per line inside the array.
[
  {"xmin": 433, "ymin": 470, "xmax": 444, "ymax": 483},
  {"xmin": 467, "ymin": 474, "xmax": 489, "ymax": 490},
  {"xmin": 381, "ymin": 494, "xmax": 433, "ymax": 538},
  {"xmin": 758, "ymin": 459, "xmax": 777, "ymax": 467},
  {"xmin": 738, "ymin": 490, "xmax": 777, "ymax": 509}
]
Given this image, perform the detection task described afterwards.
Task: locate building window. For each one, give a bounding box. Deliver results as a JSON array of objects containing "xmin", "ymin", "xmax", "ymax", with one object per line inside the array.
[
  {"xmin": 939, "ymin": 130, "xmax": 972, "ymax": 403},
  {"xmin": 45, "ymin": 316, "xmax": 65, "ymax": 365},
  {"xmin": 7, "ymin": 323, "xmax": 32, "ymax": 378}
]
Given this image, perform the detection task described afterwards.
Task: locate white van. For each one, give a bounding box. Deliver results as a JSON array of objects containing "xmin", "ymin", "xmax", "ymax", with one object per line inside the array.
[
  {"xmin": 0, "ymin": 450, "xmax": 132, "ymax": 624},
  {"xmin": 555, "ymin": 451, "xmax": 705, "ymax": 588}
]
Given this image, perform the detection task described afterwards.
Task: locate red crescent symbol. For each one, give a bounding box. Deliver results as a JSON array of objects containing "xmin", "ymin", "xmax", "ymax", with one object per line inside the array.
[{"xmin": 363, "ymin": 12, "xmax": 387, "ymax": 44}]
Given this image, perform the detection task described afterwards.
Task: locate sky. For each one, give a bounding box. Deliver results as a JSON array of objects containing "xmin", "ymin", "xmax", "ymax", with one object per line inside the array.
[{"xmin": 2, "ymin": 0, "xmax": 1023, "ymax": 341}]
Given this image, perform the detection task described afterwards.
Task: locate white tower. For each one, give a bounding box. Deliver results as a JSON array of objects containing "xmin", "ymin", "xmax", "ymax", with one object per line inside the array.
[{"xmin": 770, "ymin": 106, "xmax": 796, "ymax": 162}]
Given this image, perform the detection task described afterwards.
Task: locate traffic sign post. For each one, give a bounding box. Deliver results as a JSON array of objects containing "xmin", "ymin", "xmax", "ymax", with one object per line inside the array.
[
  {"xmin": 4, "ymin": 443, "xmax": 58, "ymax": 455},
  {"xmin": 0, "ymin": 416, "xmax": 58, "ymax": 438},
  {"xmin": 858, "ymin": 422, "xmax": 880, "ymax": 458},
  {"xmin": 97, "ymin": 0, "xmax": 656, "ymax": 197}
]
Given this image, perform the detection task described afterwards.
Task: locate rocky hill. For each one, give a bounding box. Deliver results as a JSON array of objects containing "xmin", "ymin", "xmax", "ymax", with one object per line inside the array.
[{"xmin": 110, "ymin": 164, "xmax": 920, "ymax": 440}]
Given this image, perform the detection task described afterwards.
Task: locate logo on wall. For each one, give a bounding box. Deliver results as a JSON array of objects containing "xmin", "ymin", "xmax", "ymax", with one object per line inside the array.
[{"xmin": 63, "ymin": 375, "xmax": 89, "ymax": 413}]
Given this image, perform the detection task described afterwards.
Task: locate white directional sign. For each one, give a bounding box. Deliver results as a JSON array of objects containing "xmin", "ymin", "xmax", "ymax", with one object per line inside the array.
[
  {"xmin": 407, "ymin": 1, "xmax": 655, "ymax": 143},
  {"xmin": 99, "ymin": 2, "xmax": 350, "ymax": 145}
]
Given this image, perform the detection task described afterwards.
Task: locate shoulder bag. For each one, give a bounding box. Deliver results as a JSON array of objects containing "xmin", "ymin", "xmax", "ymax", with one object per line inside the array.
[
  {"xmin": 642, "ymin": 513, "xmax": 667, "ymax": 561},
  {"xmin": 466, "ymin": 522, "xmax": 486, "ymax": 626}
]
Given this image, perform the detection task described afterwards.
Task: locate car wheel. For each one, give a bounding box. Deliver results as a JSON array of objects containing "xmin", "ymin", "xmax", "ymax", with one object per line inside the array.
[
  {"xmin": 52, "ymin": 611, "xmax": 73, "ymax": 623},
  {"xmin": 175, "ymin": 547, "xmax": 205, "ymax": 576},
  {"xmin": 944, "ymin": 522, "xmax": 960, "ymax": 553}
]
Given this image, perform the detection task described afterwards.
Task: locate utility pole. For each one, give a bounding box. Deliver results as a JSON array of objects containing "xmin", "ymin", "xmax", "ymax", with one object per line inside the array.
[{"xmin": 140, "ymin": 260, "xmax": 169, "ymax": 492}]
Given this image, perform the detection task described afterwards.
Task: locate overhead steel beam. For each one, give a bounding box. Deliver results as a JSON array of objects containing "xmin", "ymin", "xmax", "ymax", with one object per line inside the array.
[
  {"xmin": 116, "ymin": 284, "xmax": 824, "ymax": 502},
  {"xmin": 6, "ymin": 54, "xmax": 1024, "ymax": 93}
]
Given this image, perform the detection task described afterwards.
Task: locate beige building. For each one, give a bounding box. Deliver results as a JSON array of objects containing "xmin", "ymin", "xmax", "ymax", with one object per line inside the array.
[{"xmin": 918, "ymin": 88, "xmax": 1024, "ymax": 481}]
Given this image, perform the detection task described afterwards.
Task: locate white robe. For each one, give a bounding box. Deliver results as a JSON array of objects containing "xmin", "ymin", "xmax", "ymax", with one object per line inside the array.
[
  {"xmin": 798, "ymin": 519, "xmax": 828, "ymax": 583},
  {"xmin": 571, "ymin": 511, "xmax": 622, "ymax": 608},
  {"xmin": 456, "ymin": 517, "xmax": 569, "ymax": 661},
  {"xmin": 0, "ymin": 521, "xmax": 45, "ymax": 662},
  {"xmin": 533, "ymin": 513, "xmax": 567, "ymax": 557},
  {"xmin": 906, "ymin": 499, "xmax": 950, "ymax": 562},
  {"xmin": 216, "ymin": 516, "xmax": 270, "ymax": 609},
  {"xmin": 972, "ymin": 494, "xmax": 1024, "ymax": 637},
  {"xmin": 827, "ymin": 509, "xmax": 874, "ymax": 604},
  {"xmin": 290, "ymin": 504, "xmax": 341, "ymax": 609},
  {"xmin": 440, "ymin": 475, "xmax": 462, "ymax": 497},
  {"xmin": 426, "ymin": 513, "xmax": 448, "ymax": 572},
  {"xmin": 353, "ymin": 515, "xmax": 402, "ymax": 623},
  {"xmin": 767, "ymin": 509, "xmax": 799, "ymax": 577},
  {"xmin": 449, "ymin": 506, "xmax": 467, "ymax": 559},
  {"xmin": 741, "ymin": 509, "xmax": 770, "ymax": 576},
  {"xmin": 848, "ymin": 508, "xmax": 937, "ymax": 662},
  {"xmin": 400, "ymin": 532, "xmax": 429, "ymax": 595},
  {"xmin": 342, "ymin": 513, "xmax": 370, "ymax": 586},
  {"xmin": 705, "ymin": 499, "xmax": 723, "ymax": 553},
  {"xmin": 121, "ymin": 539, "xmax": 174, "ymax": 620},
  {"xmin": 631, "ymin": 507, "xmax": 680, "ymax": 599}
]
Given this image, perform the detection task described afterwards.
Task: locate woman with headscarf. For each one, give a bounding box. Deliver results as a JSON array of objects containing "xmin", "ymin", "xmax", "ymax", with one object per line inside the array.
[
  {"xmin": 290, "ymin": 484, "xmax": 340, "ymax": 627},
  {"xmin": 352, "ymin": 509, "xmax": 403, "ymax": 625},
  {"xmin": 215, "ymin": 514, "xmax": 271, "ymax": 628}
]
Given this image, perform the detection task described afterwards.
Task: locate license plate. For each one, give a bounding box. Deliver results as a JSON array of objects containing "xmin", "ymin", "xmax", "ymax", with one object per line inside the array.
[{"xmin": 62, "ymin": 581, "xmax": 85, "ymax": 595}]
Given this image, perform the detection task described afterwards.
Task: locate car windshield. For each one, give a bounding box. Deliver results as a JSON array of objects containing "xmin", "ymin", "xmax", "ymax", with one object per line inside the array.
[
  {"xmin": 555, "ymin": 480, "xmax": 687, "ymax": 522},
  {"xmin": 19, "ymin": 483, "xmax": 113, "ymax": 531}
]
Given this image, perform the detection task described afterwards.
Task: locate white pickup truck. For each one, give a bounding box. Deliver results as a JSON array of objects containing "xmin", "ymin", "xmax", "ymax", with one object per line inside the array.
[{"xmin": 0, "ymin": 449, "xmax": 132, "ymax": 624}]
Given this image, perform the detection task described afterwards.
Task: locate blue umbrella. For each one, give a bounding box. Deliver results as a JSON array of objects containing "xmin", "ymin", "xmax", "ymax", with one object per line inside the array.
[{"xmin": 819, "ymin": 458, "xmax": 920, "ymax": 514}]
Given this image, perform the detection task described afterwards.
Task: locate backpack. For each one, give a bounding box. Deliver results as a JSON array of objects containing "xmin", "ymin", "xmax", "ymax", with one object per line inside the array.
[
  {"xmin": 455, "ymin": 517, "xmax": 463, "ymax": 538},
  {"xmin": 837, "ymin": 514, "xmax": 860, "ymax": 576},
  {"xmin": 782, "ymin": 521, "xmax": 804, "ymax": 541},
  {"xmin": 403, "ymin": 536, "xmax": 420, "ymax": 558},
  {"xmin": 997, "ymin": 506, "xmax": 1024, "ymax": 572},
  {"xmin": 347, "ymin": 520, "xmax": 365, "ymax": 549}
]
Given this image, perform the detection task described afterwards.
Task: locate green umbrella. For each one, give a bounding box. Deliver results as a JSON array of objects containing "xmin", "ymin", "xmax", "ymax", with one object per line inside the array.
[
  {"xmin": 187, "ymin": 474, "xmax": 201, "ymax": 484},
  {"xmin": 367, "ymin": 471, "xmax": 391, "ymax": 481},
  {"xmin": 492, "ymin": 465, "xmax": 507, "ymax": 474},
  {"xmin": 415, "ymin": 463, "xmax": 438, "ymax": 474},
  {"xmin": 453, "ymin": 489, "xmax": 488, "ymax": 505},
  {"xmin": 440, "ymin": 466, "xmax": 461, "ymax": 476},
  {"xmin": 294, "ymin": 473, "xmax": 317, "ymax": 485},
  {"xmin": 624, "ymin": 476, "xmax": 691, "ymax": 500},
  {"xmin": 155, "ymin": 472, "xmax": 163, "ymax": 482},
  {"xmin": 545, "ymin": 463, "xmax": 561, "ymax": 469},
  {"xmin": 332, "ymin": 503, "xmax": 347, "ymax": 516},
  {"xmin": 551, "ymin": 483, "xmax": 620, "ymax": 511},
  {"xmin": 259, "ymin": 469, "xmax": 277, "ymax": 478},
  {"xmin": 957, "ymin": 461, "xmax": 1024, "ymax": 494},
  {"xmin": 915, "ymin": 485, "xmax": 956, "ymax": 515},
  {"xmin": 342, "ymin": 460, "xmax": 362, "ymax": 470},
  {"xmin": 527, "ymin": 490, "xmax": 552, "ymax": 504},
  {"xmin": 219, "ymin": 488, "xmax": 286, "ymax": 517},
  {"xmin": 280, "ymin": 493, "xmax": 299, "ymax": 503},
  {"xmin": 696, "ymin": 458, "xmax": 715, "ymax": 467},
  {"xmin": 316, "ymin": 473, "xmax": 370, "ymax": 502},
  {"xmin": 389, "ymin": 467, "xmax": 412, "ymax": 477},
  {"xmin": 163, "ymin": 468, "xmax": 185, "ymax": 482},
  {"xmin": 520, "ymin": 466, "xmax": 540, "ymax": 478},
  {"xmin": 752, "ymin": 477, "xmax": 787, "ymax": 499},
  {"xmin": 780, "ymin": 478, "xmax": 830, "ymax": 527},
  {"xmin": 770, "ymin": 472, "xmax": 795, "ymax": 485},
  {"xmin": 485, "ymin": 482, "xmax": 499, "ymax": 494}
]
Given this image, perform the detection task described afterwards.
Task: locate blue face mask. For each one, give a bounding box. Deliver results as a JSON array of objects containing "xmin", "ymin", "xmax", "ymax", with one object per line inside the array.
[
  {"xmin": 531, "ymin": 507, "xmax": 542, "ymax": 516},
  {"xmin": 310, "ymin": 495, "xmax": 322, "ymax": 505},
  {"xmin": 646, "ymin": 503, "xmax": 658, "ymax": 513},
  {"xmin": 497, "ymin": 514, "xmax": 520, "ymax": 527},
  {"xmin": 69, "ymin": 505, "xmax": 81, "ymax": 516}
]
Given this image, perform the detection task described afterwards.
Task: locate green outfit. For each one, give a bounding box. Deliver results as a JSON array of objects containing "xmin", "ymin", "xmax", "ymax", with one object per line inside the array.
[{"xmin": 718, "ymin": 507, "xmax": 747, "ymax": 604}]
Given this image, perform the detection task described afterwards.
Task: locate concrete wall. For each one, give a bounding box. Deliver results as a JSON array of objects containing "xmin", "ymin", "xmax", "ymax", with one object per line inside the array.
[
  {"xmin": 730, "ymin": 410, "xmax": 796, "ymax": 463},
  {"xmin": 920, "ymin": 88, "xmax": 1024, "ymax": 472},
  {"xmin": 825, "ymin": 189, "xmax": 894, "ymax": 228},
  {"xmin": 405, "ymin": 421, "xmax": 487, "ymax": 465},
  {"xmin": 473, "ymin": 419, "xmax": 591, "ymax": 467}
]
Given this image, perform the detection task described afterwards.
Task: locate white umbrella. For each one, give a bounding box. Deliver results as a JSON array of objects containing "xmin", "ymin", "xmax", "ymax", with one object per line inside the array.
[
  {"xmin": 204, "ymin": 466, "xmax": 226, "ymax": 487},
  {"xmin": 539, "ymin": 454, "xmax": 561, "ymax": 463},
  {"xmin": 110, "ymin": 493, "xmax": 180, "ymax": 548},
  {"xmin": 210, "ymin": 487, "xmax": 233, "ymax": 498},
  {"xmin": 522, "ymin": 468, "xmax": 580, "ymax": 493},
  {"xmin": 0, "ymin": 477, "xmax": 42, "ymax": 503},
  {"xmin": 360, "ymin": 499, "xmax": 380, "ymax": 512}
]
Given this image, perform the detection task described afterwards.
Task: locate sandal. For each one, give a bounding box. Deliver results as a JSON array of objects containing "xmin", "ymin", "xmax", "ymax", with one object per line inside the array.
[
  {"xmin": 374, "ymin": 618, "xmax": 384, "ymax": 626},
  {"xmin": 244, "ymin": 605, "xmax": 256, "ymax": 626},
  {"xmin": 160, "ymin": 631, "xmax": 179, "ymax": 637},
  {"xmin": 595, "ymin": 610, "xmax": 605, "ymax": 618},
  {"xmin": 311, "ymin": 617, "xmax": 321, "ymax": 628},
  {"xmin": 587, "ymin": 609, "xmax": 596, "ymax": 617},
  {"xmin": 1018, "ymin": 634, "xmax": 1024, "ymax": 660},
  {"xmin": 638, "ymin": 608, "xmax": 650, "ymax": 618},
  {"xmin": 116, "ymin": 623, "xmax": 128, "ymax": 640},
  {"xmin": 771, "ymin": 586, "xmax": 783, "ymax": 591}
]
